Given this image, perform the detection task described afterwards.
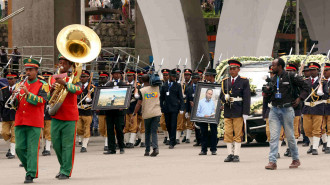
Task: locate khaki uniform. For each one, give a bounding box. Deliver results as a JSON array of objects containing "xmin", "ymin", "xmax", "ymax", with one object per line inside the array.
[
  {"xmin": 177, "ymin": 111, "xmax": 193, "ymax": 131},
  {"xmin": 98, "ymin": 115, "xmax": 107, "ymax": 136},
  {"xmin": 224, "ymin": 118, "xmax": 244, "ymax": 143},
  {"xmin": 137, "ymin": 114, "xmax": 145, "ymax": 133},
  {"xmin": 43, "ymin": 120, "xmax": 51, "ymax": 141},
  {"xmin": 77, "ymin": 116, "xmax": 93, "ymax": 138},
  {"xmin": 124, "ymin": 114, "xmax": 138, "ymax": 133},
  {"xmin": 303, "ymin": 115, "xmax": 323, "ymax": 138},
  {"xmin": 1, "ymin": 121, "xmax": 15, "ymax": 143},
  {"xmin": 280, "ymin": 116, "xmax": 301, "ymax": 139}
]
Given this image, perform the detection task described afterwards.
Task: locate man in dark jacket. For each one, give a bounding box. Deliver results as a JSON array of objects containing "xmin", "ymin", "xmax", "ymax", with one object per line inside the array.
[{"xmin": 160, "ymin": 69, "xmax": 184, "ymax": 149}]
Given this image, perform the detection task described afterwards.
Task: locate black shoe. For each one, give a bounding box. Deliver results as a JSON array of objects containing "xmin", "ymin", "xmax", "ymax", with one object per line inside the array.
[
  {"xmin": 19, "ymin": 163, "xmax": 24, "ymax": 167},
  {"xmin": 276, "ymin": 153, "xmax": 280, "ymax": 159},
  {"xmin": 312, "ymin": 149, "xmax": 318, "ymax": 155},
  {"xmin": 120, "ymin": 148, "xmax": 125, "ymax": 154},
  {"xmin": 193, "ymin": 143, "xmax": 201, "ymax": 147},
  {"xmin": 55, "ymin": 172, "xmax": 61, "ymax": 178},
  {"xmin": 199, "ymin": 151, "xmax": 207, "ymax": 155},
  {"xmin": 78, "ymin": 141, "xmax": 82, "ymax": 146},
  {"xmin": 322, "ymin": 143, "xmax": 327, "ymax": 152},
  {"xmin": 58, "ymin": 174, "xmax": 69, "ymax": 180},
  {"xmin": 307, "ymin": 145, "xmax": 313, "ymax": 154},
  {"xmin": 284, "ymin": 148, "xmax": 290, "ymax": 157},
  {"xmin": 325, "ymin": 147, "xmax": 330, "ymax": 154},
  {"xmin": 24, "ymin": 175, "xmax": 34, "ymax": 183},
  {"xmin": 126, "ymin": 143, "xmax": 134, "ymax": 148},
  {"xmin": 80, "ymin": 147, "xmax": 87, "ymax": 153},
  {"xmin": 224, "ymin": 154, "xmax": 234, "ymax": 162},
  {"xmin": 42, "ymin": 150, "xmax": 51, "ymax": 156},
  {"xmin": 182, "ymin": 136, "xmax": 186, "ymax": 143},
  {"xmin": 281, "ymin": 140, "xmax": 286, "ymax": 146},
  {"xmin": 163, "ymin": 137, "xmax": 167, "ymax": 144},
  {"xmin": 302, "ymin": 142, "xmax": 309, "ymax": 147},
  {"xmin": 194, "ymin": 139, "xmax": 197, "ymax": 142},
  {"xmin": 150, "ymin": 149, "xmax": 159, "ymax": 157},
  {"xmin": 140, "ymin": 142, "xmax": 145, "ymax": 147},
  {"xmin": 104, "ymin": 150, "xmax": 116, "ymax": 155},
  {"xmin": 165, "ymin": 140, "xmax": 170, "ymax": 145},
  {"xmin": 233, "ymin": 155, "xmax": 240, "ymax": 162},
  {"xmin": 6, "ymin": 149, "xmax": 10, "ymax": 157},
  {"xmin": 134, "ymin": 139, "xmax": 141, "ymax": 146},
  {"xmin": 176, "ymin": 139, "xmax": 180, "ymax": 144},
  {"xmin": 185, "ymin": 139, "xmax": 190, "ymax": 143},
  {"xmin": 169, "ymin": 145, "xmax": 174, "ymax": 149},
  {"xmin": 104, "ymin": 146, "xmax": 108, "ymax": 151},
  {"xmin": 211, "ymin": 151, "xmax": 217, "ymax": 155},
  {"xmin": 7, "ymin": 153, "xmax": 15, "ymax": 159}
]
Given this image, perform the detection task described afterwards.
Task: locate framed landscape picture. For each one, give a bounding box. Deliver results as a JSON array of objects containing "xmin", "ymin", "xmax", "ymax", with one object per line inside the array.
[
  {"xmin": 92, "ymin": 86, "xmax": 132, "ymax": 110},
  {"xmin": 190, "ymin": 82, "xmax": 222, "ymax": 124}
]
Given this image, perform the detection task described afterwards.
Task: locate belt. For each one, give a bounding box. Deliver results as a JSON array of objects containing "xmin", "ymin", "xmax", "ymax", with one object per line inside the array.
[
  {"xmin": 271, "ymin": 103, "xmax": 291, "ymax": 108},
  {"xmin": 327, "ymin": 99, "xmax": 330, "ymax": 104},
  {"xmin": 78, "ymin": 105, "xmax": 92, "ymax": 109},
  {"xmin": 304, "ymin": 100, "xmax": 325, "ymax": 107},
  {"xmin": 230, "ymin": 97, "xmax": 243, "ymax": 103}
]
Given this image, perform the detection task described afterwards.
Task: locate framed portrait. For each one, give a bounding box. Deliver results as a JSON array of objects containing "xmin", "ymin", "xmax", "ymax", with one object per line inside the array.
[
  {"xmin": 92, "ymin": 85, "xmax": 132, "ymax": 110},
  {"xmin": 190, "ymin": 82, "xmax": 222, "ymax": 124}
]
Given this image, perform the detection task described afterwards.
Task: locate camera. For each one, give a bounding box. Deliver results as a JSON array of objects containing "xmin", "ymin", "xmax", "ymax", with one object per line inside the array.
[{"xmin": 262, "ymin": 76, "xmax": 274, "ymax": 95}]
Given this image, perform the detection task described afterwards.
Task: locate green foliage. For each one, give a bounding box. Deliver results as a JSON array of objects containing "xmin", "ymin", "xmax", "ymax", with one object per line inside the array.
[{"xmin": 202, "ymin": 10, "xmax": 220, "ymax": 18}]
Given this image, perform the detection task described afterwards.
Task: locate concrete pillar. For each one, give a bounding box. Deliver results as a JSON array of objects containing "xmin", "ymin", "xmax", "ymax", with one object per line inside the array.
[
  {"xmin": 214, "ymin": 0, "xmax": 286, "ymax": 61},
  {"xmin": 137, "ymin": 0, "xmax": 191, "ymax": 70},
  {"xmin": 300, "ymin": 0, "xmax": 330, "ymax": 54}
]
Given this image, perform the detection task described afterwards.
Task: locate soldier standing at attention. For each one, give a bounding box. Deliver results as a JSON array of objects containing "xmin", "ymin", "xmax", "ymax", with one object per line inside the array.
[
  {"xmin": 0, "ymin": 72, "xmax": 18, "ymax": 159},
  {"xmin": 15, "ymin": 58, "xmax": 48, "ymax": 183},
  {"xmin": 160, "ymin": 69, "xmax": 184, "ymax": 149},
  {"xmin": 160, "ymin": 69, "xmax": 170, "ymax": 145},
  {"xmin": 221, "ymin": 60, "xmax": 251, "ymax": 162}
]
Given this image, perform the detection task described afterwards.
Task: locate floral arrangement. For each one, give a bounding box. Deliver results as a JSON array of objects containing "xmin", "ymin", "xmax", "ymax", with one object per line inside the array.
[
  {"xmin": 280, "ymin": 54, "xmax": 330, "ymax": 68},
  {"xmin": 250, "ymin": 100, "xmax": 263, "ymax": 115}
]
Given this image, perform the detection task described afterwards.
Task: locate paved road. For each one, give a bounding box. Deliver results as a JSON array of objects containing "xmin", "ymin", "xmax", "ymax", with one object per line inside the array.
[{"xmin": 0, "ymin": 135, "xmax": 329, "ymax": 185}]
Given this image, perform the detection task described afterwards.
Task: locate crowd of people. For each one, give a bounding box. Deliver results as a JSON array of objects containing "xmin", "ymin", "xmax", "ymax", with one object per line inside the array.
[{"xmin": 0, "ymin": 51, "xmax": 330, "ymax": 182}]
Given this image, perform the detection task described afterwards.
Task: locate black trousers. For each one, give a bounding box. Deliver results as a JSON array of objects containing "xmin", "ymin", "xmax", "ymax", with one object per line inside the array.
[
  {"xmin": 199, "ymin": 122, "xmax": 218, "ymax": 152},
  {"xmin": 164, "ymin": 112, "xmax": 178, "ymax": 146},
  {"xmin": 106, "ymin": 114, "xmax": 125, "ymax": 152},
  {"xmin": 195, "ymin": 123, "xmax": 201, "ymax": 144}
]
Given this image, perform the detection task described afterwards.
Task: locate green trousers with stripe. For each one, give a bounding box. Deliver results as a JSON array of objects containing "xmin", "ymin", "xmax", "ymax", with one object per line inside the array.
[
  {"xmin": 15, "ymin": 125, "xmax": 41, "ymax": 178},
  {"xmin": 51, "ymin": 118, "xmax": 77, "ymax": 177}
]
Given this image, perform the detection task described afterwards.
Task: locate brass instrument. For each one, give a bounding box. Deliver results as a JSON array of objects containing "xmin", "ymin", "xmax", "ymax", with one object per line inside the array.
[
  {"xmin": 5, "ymin": 76, "xmax": 28, "ymax": 109},
  {"xmin": 48, "ymin": 24, "xmax": 101, "ymax": 116}
]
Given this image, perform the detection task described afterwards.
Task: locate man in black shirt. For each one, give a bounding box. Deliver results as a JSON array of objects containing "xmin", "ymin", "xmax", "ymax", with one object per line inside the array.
[{"xmin": 264, "ymin": 58, "xmax": 309, "ymax": 170}]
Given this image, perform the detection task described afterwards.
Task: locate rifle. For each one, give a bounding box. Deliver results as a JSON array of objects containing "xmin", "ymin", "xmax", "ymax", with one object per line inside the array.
[
  {"xmin": 148, "ymin": 59, "xmax": 155, "ymax": 74},
  {"xmin": 122, "ymin": 55, "xmax": 131, "ymax": 82},
  {"xmin": 215, "ymin": 53, "xmax": 222, "ymax": 68},
  {"xmin": 78, "ymin": 72, "xmax": 94, "ymax": 107},
  {"xmin": 202, "ymin": 61, "xmax": 211, "ymax": 82},
  {"xmin": 155, "ymin": 58, "xmax": 164, "ymax": 74},
  {"xmin": 109, "ymin": 54, "xmax": 120, "ymax": 82},
  {"xmin": 194, "ymin": 54, "xmax": 204, "ymax": 72},
  {"xmin": 134, "ymin": 56, "xmax": 140, "ymax": 96},
  {"xmin": 299, "ymin": 43, "xmax": 315, "ymax": 76},
  {"xmin": 0, "ymin": 58, "xmax": 12, "ymax": 76},
  {"xmin": 180, "ymin": 58, "xmax": 188, "ymax": 96}
]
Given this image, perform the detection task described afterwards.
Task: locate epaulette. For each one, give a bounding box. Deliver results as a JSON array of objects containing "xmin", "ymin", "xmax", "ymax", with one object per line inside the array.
[
  {"xmin": 222, "ymin": 77, "xmax": 229, "ymax": 81},
  {"xmin": 40, "ymin": 80, "xmax": 50, "ymax": 93},
  {"xmin": 240, "ymin": 76, "xmax": 247, "ymax": 79},
  {"xmin": 1, "ymin": 86, "xmax": 7, "ymax": 90}
]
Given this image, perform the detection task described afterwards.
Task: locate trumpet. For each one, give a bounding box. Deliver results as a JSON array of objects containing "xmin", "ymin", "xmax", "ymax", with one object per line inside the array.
[{"xmin": 5, "ymin": 76, "xmax": 29, "ymax": 109}]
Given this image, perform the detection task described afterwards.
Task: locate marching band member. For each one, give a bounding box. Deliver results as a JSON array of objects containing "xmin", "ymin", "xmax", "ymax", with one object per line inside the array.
[
  {"xmin": 49, "ymin": 55, "xmax": 82, "ymax": 179},
  {"xmin": 41, "ymin": 71, "xmax": 53, "ymax": 156},
  {"xmin": 97, "ymin": 71, "xmax": 109, "ymax": 151},
  {"xmin": 77, "ymin": 70, "xmax": 94, "ymax": 153},
  {"xmin": 0, "ymin": 72, "xmax": 19, "ymax": 159},
  {"xmin": 15, "ymin": 58, "xmax": 48, "ymax": 183}
]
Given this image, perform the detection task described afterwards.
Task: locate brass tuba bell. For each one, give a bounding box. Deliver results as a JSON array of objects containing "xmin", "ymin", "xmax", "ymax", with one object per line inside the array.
[{"xmin": 56, "ymin": 24, "xmax": 101, "ymax": 63}]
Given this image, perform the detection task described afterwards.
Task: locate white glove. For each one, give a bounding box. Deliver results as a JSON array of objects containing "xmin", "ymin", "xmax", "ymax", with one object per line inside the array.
[
  {"xmin": 183, "ymin": 94, "xmax": 186, "ymax": 99},
  {"xmin": 225, "ymin": 94, "xmax": 230, "ymax": 101},
  {"xmin": 180, "ymin": 111, "xmax": 184, "ymax": 115},
  {"xmin": 134, "ymin": 93, "xmax": 140, "ymax": 99},
  {"xmin": 185, "ymin": 112, "xmax": 189, "ymax": 119},
  {"xmin": 243, "ymin": 114, "xmax": 249, "ymax": 122},
  {"xmin": 86, "ymin": 97, "xmax": 92, "ymax": 103}
]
